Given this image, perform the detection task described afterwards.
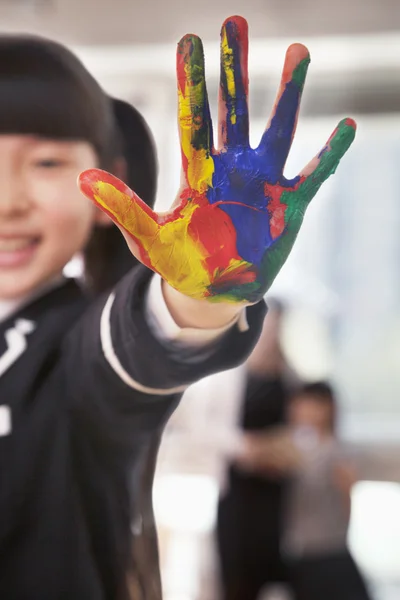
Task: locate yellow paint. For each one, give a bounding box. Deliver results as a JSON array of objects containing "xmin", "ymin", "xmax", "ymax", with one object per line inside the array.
[
  {"xmin": 92, "ymin": 181, "xmax": 252, "ymax": 300},
  {"xmin": 93, "ymin": 181, "xmax": 159, "ymax": 239},
  {"xmin": 93, "ymin": 183, "xmax": 211, "ymax": 298},
  {"xmin": 178, "ymin": 63, "xmax": 214, "ymax": 194},
  {"xmin": 221, "ymin": 28, "xmax": 237, "ymax": 125}
]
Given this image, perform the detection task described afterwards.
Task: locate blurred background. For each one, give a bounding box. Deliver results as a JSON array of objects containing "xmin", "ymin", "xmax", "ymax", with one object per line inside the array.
[{"xmin": 2, "ymin": 1, "xmax": 400, "ymax": 598}]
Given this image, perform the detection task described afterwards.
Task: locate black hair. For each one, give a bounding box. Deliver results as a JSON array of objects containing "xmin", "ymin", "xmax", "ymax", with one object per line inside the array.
[
  {"xmin": 0, "ymin": 34, "xmax": 158, "ymax": 293},
  {"xmin": 84, "ymin": 99, "xmax": 158, "ymax": 293},
  {"xmin": 0, "ymin": 35, "xmax": 117, "ymax": 163},
  {"xmin": 112, "ymin": 98, "xmax": 157, "ymax": 207},
  {"xmin": 292, "ymin": 381, "xmax": 337, "ymax": 431}
]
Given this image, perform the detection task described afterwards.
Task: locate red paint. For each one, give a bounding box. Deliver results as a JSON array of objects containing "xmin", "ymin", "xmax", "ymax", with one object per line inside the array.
[
  {"xmin": 80, "ymin": 190, "xmax": 153, "ymax": 268},
  {"xmin": 264, "ymin": 176, "xmax": 304, "ymax": 239},
  {"xmin": 79, "ymin": 169, "xmax": 129, "ymax": 198},
  {"xmin": 282, "ymin": 44, "xmax": 310, "ymax": 86},
  {"xmin": 326, "ymin": 126, "xmax": 338, "ymax": 146},
  {"xmin": 344, "ymin": 118, "xmax": 356, "ymax": 129},
  {"xmin": 176, "ymin": 37, "xmax": 190, "ymax": 97},
  {"xmin": 321, "ymin": 119, "xmax": 356, "ymax": 155},
  {"xmin": 209, "ymin": 263, "xmax": 256, "ymax": 291},
  {"xmin": 180, "ymin": 148, "xmax": 190, "ymax": 183},
  {"xmin": 264, "ymin": 182, "xmax": 288, "ymax": 239},
  {"xmin": 79, "ymin": 169, "xmax": 158, "ymax": 222},
  {"xmin": 158, "ymin": 189, "xmax": 207, "ymax": 226},
  {"xmin": 188, "ymin": 199, "xmax": 241, "ymax": 276}
]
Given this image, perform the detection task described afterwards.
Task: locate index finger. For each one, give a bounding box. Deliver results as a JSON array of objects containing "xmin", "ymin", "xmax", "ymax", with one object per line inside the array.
[{"xmin": 177, "ymin": 34, "xmax": 214, "ymax": 192}]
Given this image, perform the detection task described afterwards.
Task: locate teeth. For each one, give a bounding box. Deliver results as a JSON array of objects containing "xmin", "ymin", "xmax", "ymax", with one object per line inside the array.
[{"xmin": 0, "ymin": 238, "xmax": 35, "ymax": 252}]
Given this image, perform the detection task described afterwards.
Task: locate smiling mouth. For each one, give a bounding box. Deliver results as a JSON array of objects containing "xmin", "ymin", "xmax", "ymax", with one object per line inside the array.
[
  {"xmin": 0, "ymin": 237, "xmax": 40, "ymax": 267},
  {"xmin": 0, "ymin": 237, "xmax": 39, "ymax": 252}
]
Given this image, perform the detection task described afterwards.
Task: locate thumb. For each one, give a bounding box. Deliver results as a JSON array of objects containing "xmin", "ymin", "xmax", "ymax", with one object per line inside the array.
[{"xmin": 78, "ymin": 169, "xmax": 159, "ymax": 265}]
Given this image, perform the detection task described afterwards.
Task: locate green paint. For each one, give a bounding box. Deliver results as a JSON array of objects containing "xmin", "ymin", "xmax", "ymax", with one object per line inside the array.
[
  {"xmin": 294, "ymin": 118, "xmax": 356, "ymax": 207},
  {"xmin": 260, "ymin": 119, "xmax": 356, "ymax": 292},
  {"xmin": 292, "ymin": 57, "xmax": 310, "ymax": 91},
  {"xmin": 208, "ymin": 279, "xmax": 262, "ymax": 303},
  {"xmin": 185, "ymin": 36, "xmax": 212, "ymax": 152}
]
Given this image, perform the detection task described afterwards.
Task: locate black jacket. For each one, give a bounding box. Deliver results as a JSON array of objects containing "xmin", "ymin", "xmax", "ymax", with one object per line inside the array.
[{"xmin": 0, "ymin": 266, "xmax": 265, "ymax": 600}]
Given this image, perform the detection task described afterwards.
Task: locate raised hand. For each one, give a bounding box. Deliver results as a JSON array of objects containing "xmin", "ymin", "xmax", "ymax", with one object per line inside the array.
[{"xmin": 79, "ymin": 16, "xmax": 356, "ymax": 304}]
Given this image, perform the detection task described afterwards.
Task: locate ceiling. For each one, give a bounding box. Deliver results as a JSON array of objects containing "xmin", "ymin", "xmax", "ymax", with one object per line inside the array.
[{"xmin": 1, "ymin": 0, "xmax": 400, "ymax": 46}]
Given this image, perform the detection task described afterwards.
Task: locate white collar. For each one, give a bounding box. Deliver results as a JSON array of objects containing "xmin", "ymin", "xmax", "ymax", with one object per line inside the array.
[
  {"xmin": 0, "ymin": 276, "xmax": 65, "ymax": 324},
  {"xmin": 0, "ymin": 299, "xmax": 22, "ymax": 324}
]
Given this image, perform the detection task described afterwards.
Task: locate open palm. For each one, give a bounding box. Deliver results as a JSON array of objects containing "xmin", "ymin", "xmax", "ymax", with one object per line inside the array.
[{"xmin": 79, "ymin": 16, "xmax": 356, "ymax": 303}]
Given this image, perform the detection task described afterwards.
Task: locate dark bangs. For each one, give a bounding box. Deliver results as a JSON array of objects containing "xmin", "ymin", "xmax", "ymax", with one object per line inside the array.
[
  {"xmin": 0, "ymin": 35, "xmax": 159, "ymax": 296},
  {"xmin": 0, "ymin": 35, "xmax": 117, "ymax": 167}
]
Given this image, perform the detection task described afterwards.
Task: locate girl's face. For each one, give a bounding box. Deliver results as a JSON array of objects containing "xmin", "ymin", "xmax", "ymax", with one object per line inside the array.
[{"xmin": 0, "ymin": 135, "xmax": 101, "ymax": 300}]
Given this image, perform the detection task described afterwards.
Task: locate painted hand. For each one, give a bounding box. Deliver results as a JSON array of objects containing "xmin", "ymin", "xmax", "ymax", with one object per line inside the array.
[{"xmin": 79, "ymin": 16, "xmax": 356, "ymax": 303}]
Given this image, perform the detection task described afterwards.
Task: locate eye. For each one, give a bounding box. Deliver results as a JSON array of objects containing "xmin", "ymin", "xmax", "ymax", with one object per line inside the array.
[{"xmin": 33, "ymin": 158, "xmax": 68, "ymax": 169}]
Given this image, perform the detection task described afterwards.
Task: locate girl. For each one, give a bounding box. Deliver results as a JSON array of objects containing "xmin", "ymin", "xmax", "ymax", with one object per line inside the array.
[
  {"xmin": 0, "ymin": 33, "xmax": 263, "ymax": 600},
  {"xmin": 0, "ymin": 15, "xmax": 355, "ymax": 600}
]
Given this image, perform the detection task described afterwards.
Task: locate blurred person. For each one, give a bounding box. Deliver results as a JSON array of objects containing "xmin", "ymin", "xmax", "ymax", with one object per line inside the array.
[
  {"xmin": 283, "ymin": 382, "xmax": 372, "ymax": 600},
  {"xmin": 238, "ymin": 382, "xmax": 372, "ymax": 600},
  {"xmin": 216, "ymin": 302, "xmax": 300, "ymax": 600},
  {"xmin": 0, "ymin": 15, "xmax": 355, "ymax": 600}
]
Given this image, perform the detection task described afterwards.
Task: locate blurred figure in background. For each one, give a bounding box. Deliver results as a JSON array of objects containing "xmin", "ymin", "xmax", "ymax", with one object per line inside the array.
[
  {"xmin": 216, "ymin": 302, "xmax": 300, "ymax": 600},
  {"xmin": 238, "ymin": 382, "xmax": 372, "ymax": 600},
  {"xmin": 283, "ymin": 382, "xmax": 372, "ymax": 600}
]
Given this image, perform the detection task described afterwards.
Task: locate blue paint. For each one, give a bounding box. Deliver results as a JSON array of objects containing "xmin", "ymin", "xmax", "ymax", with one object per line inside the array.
[
  {"xmin": 317, "ymin": 144, "xmax": 329, "ymax": 159},
  {"xmin": 221, "ymin": 20, "xmax": 249, "ymax": 147},
  {"xmin": 206, "ymin": 148, "xmax": 274, "ymax": 264},
  {"xmin": 258, "ymin": 79, "xmax": 302, "ymax": 178}
]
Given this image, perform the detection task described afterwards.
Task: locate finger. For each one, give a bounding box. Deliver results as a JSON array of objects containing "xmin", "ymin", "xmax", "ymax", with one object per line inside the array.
[
  {"xmin": 78, "ymin": 169, "xmax": 159, "ymax": 267},
  {"xmin": 259, "ymin": 207, "xmax": 305, "ymax": 292},
  {"xmin": 177, "ymin": 33, "xmax": 214, "ymax": 193},
  {"xmin": 294, "ymin": 117, "xmax": 357, "ymax": 204},
  {"xmin": 258, "ymin": 44, "xmax": 310, "ymax": 179},
  {"xmin": 218, "ymin": 15, "xmax": 249, "ymax": 148},
  {"xmin": 259, "ymin": 119, "xmax": 356, "ymax": 290}
]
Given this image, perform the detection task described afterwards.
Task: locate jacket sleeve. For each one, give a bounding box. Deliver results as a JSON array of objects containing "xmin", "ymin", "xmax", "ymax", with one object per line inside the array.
[{"xmin": 62, "ymin": 266, "xmax": 266, "ymax": 446}]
